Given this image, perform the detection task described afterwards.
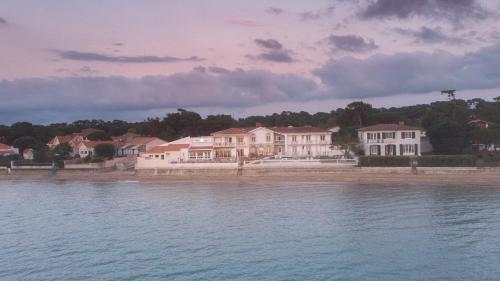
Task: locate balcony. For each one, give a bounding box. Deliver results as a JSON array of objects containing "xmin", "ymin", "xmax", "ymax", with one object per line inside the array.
[
  {"xmin": 214, "ymin": 142, "xmax": 236, "ymax": 147},
  {"xmin": 366, "ymin": 138, "xmax": 396, "ymax": 144}
]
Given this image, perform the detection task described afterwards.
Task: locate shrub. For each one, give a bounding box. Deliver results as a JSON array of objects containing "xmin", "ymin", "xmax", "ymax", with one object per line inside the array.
[
  {"xmin": 94, "ymin": 144, "xmax": 115, "ymax": 159},
  {"xmin": 358, "ymin": 156, "xmax": 411, "ymax": 167},
  {"xmin": 417, "ymin": 155, "xmax": 476, "ymax": 167},
  {"xmin": 90, "ymin": 156, "xmax": 104, "ymax": 163}
]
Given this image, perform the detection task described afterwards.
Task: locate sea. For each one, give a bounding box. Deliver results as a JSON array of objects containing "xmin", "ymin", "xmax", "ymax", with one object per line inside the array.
[{"xmin": 1, "ymin": 180, "xmax": 499, "ymax": 280}]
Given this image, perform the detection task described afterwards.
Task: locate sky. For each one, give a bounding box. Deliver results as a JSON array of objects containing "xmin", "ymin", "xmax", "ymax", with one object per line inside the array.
[{"xmin": 1, "ymin": 0, "xmax": 500, "ymax": 124}]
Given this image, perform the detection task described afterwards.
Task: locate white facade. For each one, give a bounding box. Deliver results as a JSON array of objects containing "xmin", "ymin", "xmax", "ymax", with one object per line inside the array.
[
  {"xmin": 358, "ymin": 124, "xmax": 423, "ymax": 156},
  {"xmin": 212, "ymin": 126, "xmax": 340, "ymax": 159}
]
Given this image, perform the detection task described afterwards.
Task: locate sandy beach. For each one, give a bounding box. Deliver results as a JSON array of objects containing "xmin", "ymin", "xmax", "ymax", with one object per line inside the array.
[{"xmin": 1, "ymin": 167, "xmax": 500, "ymax": 186}]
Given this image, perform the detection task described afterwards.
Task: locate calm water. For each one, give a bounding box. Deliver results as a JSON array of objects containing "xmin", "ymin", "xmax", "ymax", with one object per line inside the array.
[{"xmin": 1, "ymin": 180, "xmax": 500, "ymax": 281}]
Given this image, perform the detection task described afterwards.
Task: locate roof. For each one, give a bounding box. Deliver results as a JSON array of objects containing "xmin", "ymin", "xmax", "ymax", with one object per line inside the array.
[
  {"xmin": 468, "ymin": 119, "xmax": 495, "ymax": 125},
  {"xmin": 80, "ymin": 140, "xmax": 116, "ymax": 148},
  {"xmin": 271, "ymin": 126, "xmax": 330, "ymax": 134},
  {"xmin": 211, "ymin": 127, "xmax": 256, "ymax": 135},
  {"xmin": 128, "ymin": 137, "xmax": 163, "ymax": 145},
  {"xmin": 146, "ymin": 144, "xmax": 190, "ymax": 153},
  {"xmin": 48, "ymin": 135, "xmax": 74, "ymax": 145},
  {"xmin": 212, "ymin": 126, "xmax": 329, "ymax": 135},
  {"xmin": 358, "ymin": 124, "xmax": 423, "ymax": 132},
  {"xmin": 0, "ymin": 143, "xmax": 12, "ymax": 150},
  {"xmin": 189, "ymin": 146, "xmax": 214, "ymax": 151}
]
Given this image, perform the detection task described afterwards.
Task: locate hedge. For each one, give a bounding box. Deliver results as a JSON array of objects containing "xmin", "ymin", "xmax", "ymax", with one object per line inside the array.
[
  {"xmin": 358, "ymin": 156, "xmax": 411, "ymax": 167},
  {"xmin": 417, "ymin": 155, "xmax": 476, "ymax": 167},
  {"xmin": 359, "ymin": 155, "xmax": 477, "ymax": 167}
]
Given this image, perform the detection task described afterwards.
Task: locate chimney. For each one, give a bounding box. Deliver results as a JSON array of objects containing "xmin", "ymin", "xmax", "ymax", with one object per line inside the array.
[{"xmin": 255, "ymin": 122, "xmax": 262, "ymax": 127}]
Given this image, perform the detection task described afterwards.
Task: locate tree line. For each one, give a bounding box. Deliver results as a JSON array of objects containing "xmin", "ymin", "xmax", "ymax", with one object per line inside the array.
[{"xmin": 1, "ymin": 96, "xmax": 500, "ymax": 160}]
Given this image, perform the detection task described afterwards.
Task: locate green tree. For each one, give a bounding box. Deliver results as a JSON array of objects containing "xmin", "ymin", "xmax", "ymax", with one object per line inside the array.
[
  {"xmin": 333, "ymin": 127, "xmax": 359, "ymax": 157},
  {"xmin": 12, "ymin": 136, "xmax": 39, "ymax": 154},
  {"xmin": 426, "ymin": 121, "xmax": 468, "ymax": 154},
  {"xmin": 52, "ymin": 143, "xmax": 73, "ymax": 160},
  {"xmin": 338, "ymin": 101, "xmax": 372, "ymax": 127},
  {"xmin": 94, "ymin": 144, "xmax": 115, "ymax": 159},
  {"xmin": 87, "ymin": 131, "xmax": 111, "ymax": 141},
  {"xmin": 33, "ymin": 146, "xmax": 50, "ymax": 162}
]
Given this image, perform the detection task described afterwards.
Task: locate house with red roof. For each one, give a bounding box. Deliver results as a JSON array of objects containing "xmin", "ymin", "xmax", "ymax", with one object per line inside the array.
[
  {"xmin": 76, "ymin": 141, "xmax": 117, "ymax": 158},
  {"xmin": 115, "ymin": 136, "xmax": 167, "ymax": 156},
  {"xmin": 0, "ymin": 143, "xmax": 19, "ymax": 156}
]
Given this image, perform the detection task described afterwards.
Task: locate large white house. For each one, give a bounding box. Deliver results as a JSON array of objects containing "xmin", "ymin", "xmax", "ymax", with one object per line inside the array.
[
  {"xmin": 211, "ymin": 124, "xmax": 338, "ymax": 159},
  {"xmin": 136, "ymin": 125, "xmax": 343, "ymax": 169},
  {"xmin": 358, "ymin": 123, "xmax": 424, "ymax": 156}
]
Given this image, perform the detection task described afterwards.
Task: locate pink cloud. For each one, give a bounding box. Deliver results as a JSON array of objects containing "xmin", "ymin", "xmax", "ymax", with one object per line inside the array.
[{"xmin": 223, "ymin": 17, "xmax": 266, "ymax": 27}]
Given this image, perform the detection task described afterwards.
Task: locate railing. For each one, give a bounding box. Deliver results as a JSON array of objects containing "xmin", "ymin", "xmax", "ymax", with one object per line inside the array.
[
  {"xmin": 366, "ymin": 138, "xmax": 398, "ymax": 144},
  {"xmin": 214, "ymin": 142, "xmax": 236, "ymax": 147}
]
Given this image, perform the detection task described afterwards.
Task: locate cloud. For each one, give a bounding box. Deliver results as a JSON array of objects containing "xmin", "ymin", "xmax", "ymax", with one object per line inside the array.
[
  {"xmin": 300, "ymin": 6, "xmax": 334, "ymax": 21},
  {"xmin": 266, "ymin": 7, "xmax": 284, "ymax": 15},
  {"xmin": 254, "ymin": 39, "xmax": 283, "ymax": 50},
  {"xmin": 247, "ymin": 39, "xmax": 295, "ymax": 63},
  {"xmin": 0, "ymin": 17, "xmax": 7, "ymax": 25},
  {"xmin": 223, "ymin": 17, "xmax": 265, "ymax": 27},
  {"xmin": 394, "ymin": 26, "xmax": 467, "ymax": 44},
  {"xmin": 326, "ymin": 34, "xmax": 378, "ymax": 53},
  {"xmin": 314, "ymin": 43, "xmax": 500, "ymax": 99},
  {"xmin": 360, "ymin": 0, "xmax": 489, "ymax": 23},
  {"xmin": 80, "ymin": 66, "xmax": 99, "ymax": 73},
  {"xmin": 56, "ymin": 50, "xmax": 204, "ymax": 63},
  {"xmin": 0, "ymin": 69, "xmax": 318, "ymax": 121}
]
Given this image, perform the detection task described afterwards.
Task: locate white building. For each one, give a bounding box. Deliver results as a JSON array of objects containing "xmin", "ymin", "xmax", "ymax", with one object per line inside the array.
[
  {"xmin": 211, "ymin": 125, "xmax": 339, "ymax": 159},
  {"xmin": 358, "ymin": 123, "xmax": 424, "ymax": 156},
  {"xmin": 136, "ymin": 136, "xmax": 214, "ymax": 168}
]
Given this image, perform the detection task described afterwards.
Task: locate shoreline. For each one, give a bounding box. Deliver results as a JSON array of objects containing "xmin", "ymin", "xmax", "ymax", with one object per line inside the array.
[{"xmin": 2, "ymin": 167, "xmax": 500, "ymax": 186}]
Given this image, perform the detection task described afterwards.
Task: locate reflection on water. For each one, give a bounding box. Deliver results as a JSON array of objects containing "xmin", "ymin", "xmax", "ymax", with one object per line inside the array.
[{"xmin": 1, "ymin": 180, "xmax": 499, "ymax": 281}]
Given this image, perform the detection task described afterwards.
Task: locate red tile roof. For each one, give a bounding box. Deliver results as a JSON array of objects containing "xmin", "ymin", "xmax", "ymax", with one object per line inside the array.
[
  {"xmin": 212, "ymin": 126, "xmax": 329, "ymax": 135},
  {"xmin": 211, "ymin": 127, "xmax": 256, "ymax": 135},
  {"xmin": 271, "ymin": 126, "xmax": 330, "ymax": 134},
  {"xmin": 188, "ymin": 146, "xmax": 214, "ymax": 151},
  {"xmin": 0, "ymin": 143, "xmax": 12, "ymax": 150},
  {"xmin": 147, "ymin": 144, "xmax": 190, "ymax": 153},
  {"xmin": 48, "ymin": 135, "xmax": 73, "ymax": 145},
  {"xmin": 81, "ymin": 141, "xmax": 116, "ymax": 148},
  {"xmin": 358, "ymin": 124, "xmax": 422, "ymax": 132}
]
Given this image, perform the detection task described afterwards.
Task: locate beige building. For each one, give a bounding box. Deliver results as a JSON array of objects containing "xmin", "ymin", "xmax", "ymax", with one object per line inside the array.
[{"xmin": 211, "ymin": 125, "xmax": 337, "ymax": 160}]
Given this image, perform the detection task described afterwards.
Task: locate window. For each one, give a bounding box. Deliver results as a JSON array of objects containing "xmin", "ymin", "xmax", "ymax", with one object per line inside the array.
[
  {"xmin": 292, "ymin": 146, "xmax": 297, "ymax": 153},
  {"xmin": 266, "ymin": 134, "xmax": 271, "ymax": 142},
  {"xmin": 251, "ymin": 136, "xmax": 256, "ymax": 143},
  {"xmin": 370, "ymin": 145, "xmax": 380, "ymax": 155},
  {"xmin": 382, "ymin": 132, "xmax": 395, "ymax": 139},
  {"xmin": 320, "ymin": 135, "xmax": 326, "ymax": 141},
  {"xmin": 161, "ymin": 155, "xmax": 164, "ymax": 160},
  {"xmin": 305, "ymin": 135, "xmax": 311, "ymax": 142},
  {"xmin": 403, "ymin": 144, "xmax": 414, "ymax": 153},
  {"xmin": 401, "ymin": 131, "xmax": 416, "ymax": 139},
  {"xmin": 292, "ymin": 135, "xmax": 297, "ymax": 142},
  {"xmin": 237, "ymin": 137, "xmax": 244, "ymax": 144}
]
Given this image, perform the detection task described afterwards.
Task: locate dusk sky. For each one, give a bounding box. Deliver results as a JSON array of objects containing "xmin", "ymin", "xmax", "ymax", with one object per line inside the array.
[{"xmin": 1, "ymin": 0, "xmax": 500, "ymax": 124}]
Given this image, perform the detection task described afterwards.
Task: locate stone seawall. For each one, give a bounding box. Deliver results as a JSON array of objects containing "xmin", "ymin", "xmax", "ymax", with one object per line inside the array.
[{"xmin": 2, "ymin": 165, "xmax": 500, "ymax": 185}]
